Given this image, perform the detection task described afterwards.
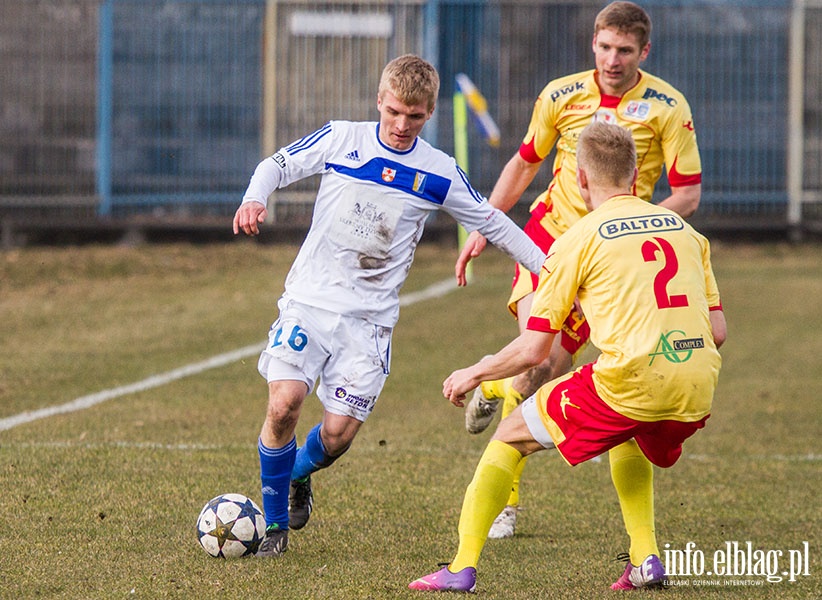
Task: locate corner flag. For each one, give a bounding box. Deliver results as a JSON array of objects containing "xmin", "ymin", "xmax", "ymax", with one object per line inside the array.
[{"xmin": 455, "ymin": 73, "xmax": 500, "ymax": 147}]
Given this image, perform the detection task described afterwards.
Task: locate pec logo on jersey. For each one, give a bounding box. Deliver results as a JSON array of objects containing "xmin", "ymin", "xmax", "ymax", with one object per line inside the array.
[
  {"xmin": 593, "ymin": 109, "xmax": 617, "ymax": 125},
  {"xmin": 642, "ymin": 87, "xmax": 678, "ymax": 107},
  {"xmin": 381, "ymin": 167, "xmax": 397, "ymax": 183},
  {"xmin": 624, "ymin": 101, "xmax": 651, "ymax": 120}
]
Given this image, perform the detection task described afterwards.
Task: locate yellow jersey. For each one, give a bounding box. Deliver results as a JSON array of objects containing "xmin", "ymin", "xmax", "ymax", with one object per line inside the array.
[
  {"xmin": 520, "ymin": 69, "xmax": 702, "ymax": 240},
  {"xmin": 527, "ymin": 195, "xmax": 722, "ymax": 422}
]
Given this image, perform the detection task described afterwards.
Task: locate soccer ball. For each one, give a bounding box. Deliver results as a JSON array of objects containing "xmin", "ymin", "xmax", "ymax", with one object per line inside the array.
[{"xmin": 196, "ymin": 493, "xmax": 265, "ymax": 558}]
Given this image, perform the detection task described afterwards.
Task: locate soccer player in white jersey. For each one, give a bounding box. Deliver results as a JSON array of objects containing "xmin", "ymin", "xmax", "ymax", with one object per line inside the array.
[
  {"xmin": 409, "ymin": 122, "xmax": 726, "ymax": 592},
  {"xmin": 233, "ymin": 54, "xmax": 546, "ymax": 557}
]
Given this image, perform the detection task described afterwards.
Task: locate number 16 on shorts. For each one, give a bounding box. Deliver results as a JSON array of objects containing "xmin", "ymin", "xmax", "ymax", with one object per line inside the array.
[{"xmin": 271, "ymin": 323, "xmax": 308, "ymax": 352}]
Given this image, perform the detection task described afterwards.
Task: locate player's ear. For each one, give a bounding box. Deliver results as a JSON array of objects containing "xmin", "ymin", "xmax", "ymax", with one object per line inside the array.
[
  {"xmin": 577, "ymin": 165, "xmax": 588, "ymax": 189},
  {"xmin": 639, "ymin": 42, "xmax": 651, "ymax": 62}
]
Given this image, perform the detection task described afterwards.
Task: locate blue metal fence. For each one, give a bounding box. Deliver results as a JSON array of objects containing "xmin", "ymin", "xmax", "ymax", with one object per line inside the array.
[
  {"xmin": 97, "ymin": 0, "xmax": 265, "ymax": 216},
  {"xmin": 433, "ymin": 1, "xmax": 796, "ymax": 216},
  {"xmin": 1, "ymin": 0, "xmax": 820, "ymax": 231}
]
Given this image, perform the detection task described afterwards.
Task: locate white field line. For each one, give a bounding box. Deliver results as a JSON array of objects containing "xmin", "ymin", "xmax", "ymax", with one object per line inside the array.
[{"xmin": 0, "ymin": 278, "xmax": 459, "ymax": 433}]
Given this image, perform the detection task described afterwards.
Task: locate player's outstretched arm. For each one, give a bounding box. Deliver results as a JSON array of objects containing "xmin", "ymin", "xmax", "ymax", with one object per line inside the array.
[
  {"xmin": 233, "ymin": 201, "xmax": 268, "ymax": 236},
  {"xmin": 487, "ymin": 152, "xmax": 543, "ymax": 214},
  {"xmin": 453, "ymin": 153, "xmax": 542, "ymax": 285},
  {"xmin": 455, "ymin": 230, "xmax": 488, "ymax": 286},
  {"xmin": 443, "ymin": 330, "xmax": 554, "ymax": 406}
]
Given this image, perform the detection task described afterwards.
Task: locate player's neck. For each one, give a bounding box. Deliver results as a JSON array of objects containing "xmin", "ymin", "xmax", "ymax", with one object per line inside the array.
[
  {"xmin": 589, "ymin": 188, "xmax": 630, "ymax": 210},
  {"xmin": 595, "ymin": 71, "xmax": 642, "ymax": 98}
]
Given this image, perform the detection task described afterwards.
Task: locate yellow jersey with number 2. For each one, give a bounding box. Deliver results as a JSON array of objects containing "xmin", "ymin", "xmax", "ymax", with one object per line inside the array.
[{"xmin": 526, "ymin": 195, "xmax": 722, "ymax": 423}]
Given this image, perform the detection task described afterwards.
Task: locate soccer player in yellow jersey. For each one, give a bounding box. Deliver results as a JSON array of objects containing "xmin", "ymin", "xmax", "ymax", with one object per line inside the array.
[
  {"xmin": 409, "ymin": 121, "xmax": 726, "ymax": 593},
  {"xmin": 459, "ymin": 1, "xmax": 703, "ymax": 539}
]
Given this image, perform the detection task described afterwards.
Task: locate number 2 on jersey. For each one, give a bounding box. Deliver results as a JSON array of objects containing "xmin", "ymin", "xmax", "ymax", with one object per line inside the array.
[{"xmin": 641, "ymin": 237, "xmax": 688, "ymax": 309}]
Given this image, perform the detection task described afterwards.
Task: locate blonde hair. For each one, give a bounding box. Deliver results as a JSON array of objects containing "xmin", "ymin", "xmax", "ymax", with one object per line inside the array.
[
  {"xmin": 594, "ymin": 1, "xmax": 652, "ymax": 49},
  {"xmin": 378, "ymin": 54, "xmax": 440, "ymax": 112},
  {"xmin": 577, "ymin": 122, "xmax": 637, "ymax": 188}
]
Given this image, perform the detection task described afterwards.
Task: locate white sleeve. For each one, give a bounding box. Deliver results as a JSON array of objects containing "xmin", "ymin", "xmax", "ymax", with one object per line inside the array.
[
  {"xmin": 441, "ymin": 165, "xmax": 545, "ymax": 275},
  {"xmin": 477, "ymin": 208, "xmax": 546, "ymax": 275},
  {"xmin": 241, "ymin": 122, "xmax": 333, "ymax": 205},
  {"xmin": 241, "ymin": 155, "xmax": 287, "ymax": 205}
]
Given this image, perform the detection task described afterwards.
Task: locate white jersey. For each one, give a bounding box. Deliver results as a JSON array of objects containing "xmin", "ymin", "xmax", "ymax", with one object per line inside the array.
[{"xmin": 243, "ymin": 120, "xmax": 545, "ymax": 327}]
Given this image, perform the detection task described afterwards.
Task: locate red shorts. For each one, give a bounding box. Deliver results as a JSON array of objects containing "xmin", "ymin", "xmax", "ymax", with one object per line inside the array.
[
  {"xmin": 509, "ymin": 208, "xmax": 590, "ymax": 356},
  {"xmin": 536, "ymin": 364, "xmax": 709, "ymax": 468}
]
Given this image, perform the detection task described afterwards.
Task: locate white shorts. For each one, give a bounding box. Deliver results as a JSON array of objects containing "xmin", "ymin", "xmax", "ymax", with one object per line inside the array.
[
  {"xmin": 257, "ymin": 298, "xmax": 393, "ymax": 422},
  {"xmin": 521, "ymin": 395, "xmax": 556, "ymax": 450}
]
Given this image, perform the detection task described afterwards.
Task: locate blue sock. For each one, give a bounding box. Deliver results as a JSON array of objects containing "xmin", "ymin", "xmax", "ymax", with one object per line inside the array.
[
  {"xmin": 258, "ymin": 436, "xmax": 296, "ymax": 530},
  {"xmin": 292, "ymin": 423, "xmax": 343, "ymax": 481}
]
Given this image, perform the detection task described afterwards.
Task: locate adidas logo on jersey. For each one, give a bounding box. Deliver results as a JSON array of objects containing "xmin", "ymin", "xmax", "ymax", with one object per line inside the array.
[{"xmin": 345, "ymin": 150, "xmax": 360, "ymax": 161}]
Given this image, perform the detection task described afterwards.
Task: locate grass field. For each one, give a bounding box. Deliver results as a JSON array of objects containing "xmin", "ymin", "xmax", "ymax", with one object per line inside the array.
[{"xmin": 0, "ymin": 240, "xmax": 819, "ymax": 599}]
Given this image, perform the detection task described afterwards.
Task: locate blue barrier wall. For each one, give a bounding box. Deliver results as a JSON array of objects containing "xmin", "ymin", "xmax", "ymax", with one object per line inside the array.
[
  {"xmin": 434, "ymin": 1, "xmax": 793, "ymax": 215},
  {"xmin": 1, "ymin": 0, "xmax": 819, "ymax": 230},
  {"xmin": 97, "ymin": 0, "xmax": 265, "ymax": 216}
]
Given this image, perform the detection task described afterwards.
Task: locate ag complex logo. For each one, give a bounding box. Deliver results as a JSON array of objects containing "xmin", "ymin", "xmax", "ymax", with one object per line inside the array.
[{"xmin": 649, "ymin": 330, "xmax": 704, "ymax": 365}]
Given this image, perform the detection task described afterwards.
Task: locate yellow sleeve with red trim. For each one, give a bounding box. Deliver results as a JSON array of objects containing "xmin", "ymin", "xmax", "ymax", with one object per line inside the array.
[
  {"xmin": 526, "ymin": 235, "xmax": 582, "ymax": 335},
  {"xmin": 624, "ymin": 72, "xmax": 702, "ymax": 189},
  {"xmin": 518, "ymin": 72, "xmax": 591, "ymax": 163}
]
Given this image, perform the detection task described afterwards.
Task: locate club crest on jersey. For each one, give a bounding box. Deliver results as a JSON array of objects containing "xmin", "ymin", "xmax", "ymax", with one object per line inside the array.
[
  {"xmin": 381, "ymin": 167, "xmax": 397, "ymax": 183},
  {"xmin": 413, "ymin": 172, "xmax": 427, "ymax": 193},
  {"xmin": 593, "ymin": 109, "xmax": 617, "ymax": 125},
  {"xmin": 624, "ymin": 101, "xmax": 651, "ymax": 120}
]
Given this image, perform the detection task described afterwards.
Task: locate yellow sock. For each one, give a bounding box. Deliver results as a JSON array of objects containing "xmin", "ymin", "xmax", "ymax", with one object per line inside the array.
[
  {"xmin": 609, "ymin": 440, "xmax": 658, "ymax": 565},
  {"xmin": 480, "ymin": 377, "xmax": 508, "ymax": 402},
  {"xmin": 498, "ymin": 384, "xmax": 526, "ymax": 507},
  {"xmin": 500, "ymin": 384, "xmax": 524, "ymax": 417},
  {"xmin": 480, "ymin": 377, "xmax": 524, "ymax": 405},
  {"xmin": 450, "ymin": 440, "xmax": 522, "ymax": 571},
  {"xmin": 505, "ymin": 454, "xmax": 527, "ymax": 507}
]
